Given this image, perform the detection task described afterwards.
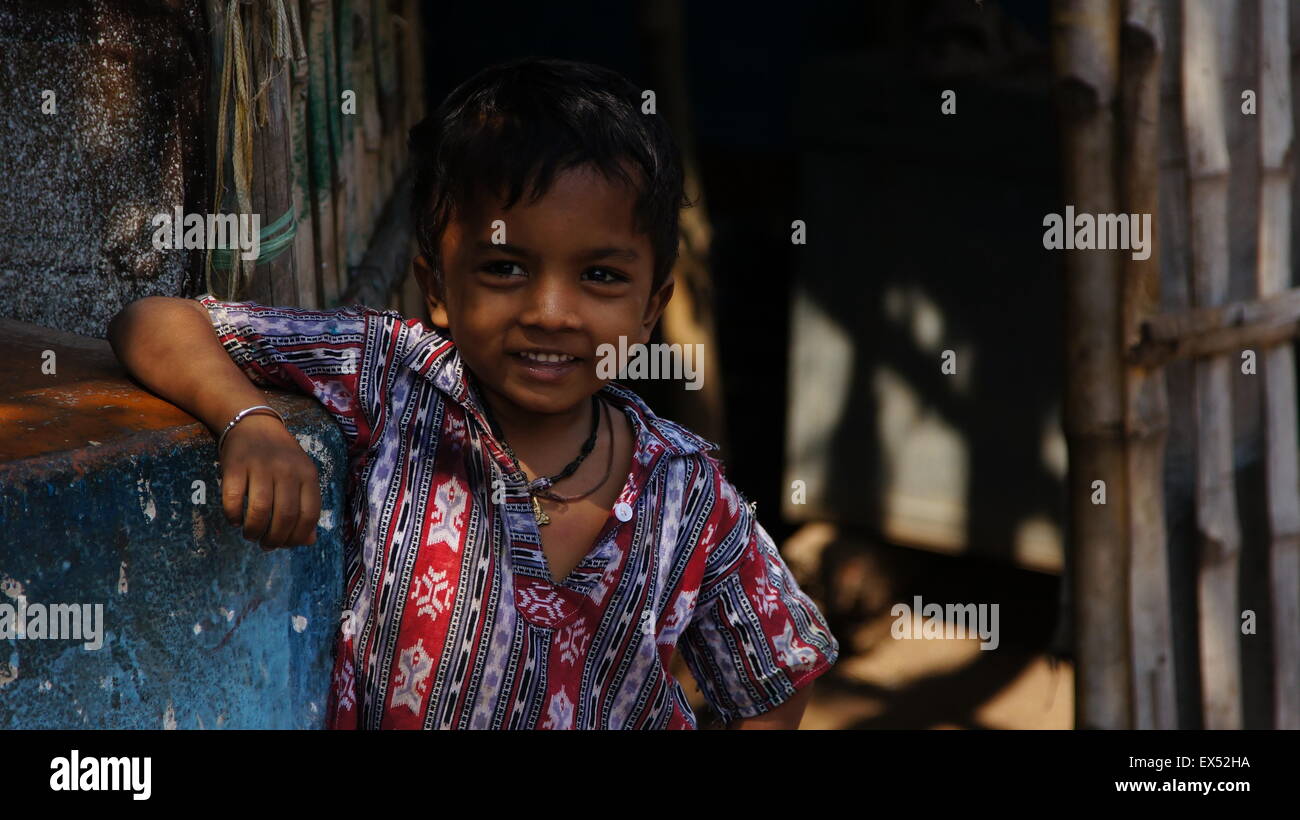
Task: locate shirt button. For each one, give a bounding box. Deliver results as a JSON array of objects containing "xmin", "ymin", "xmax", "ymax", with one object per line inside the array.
[{"xmin": 614, "ymin": 502, "xmax": 633, "ymax": 522}]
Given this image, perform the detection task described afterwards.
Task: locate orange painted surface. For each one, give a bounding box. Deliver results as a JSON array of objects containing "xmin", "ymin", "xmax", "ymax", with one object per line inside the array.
[{"xmin": 0, "ymin": 317, "xmax": 307, "ymax": 468}]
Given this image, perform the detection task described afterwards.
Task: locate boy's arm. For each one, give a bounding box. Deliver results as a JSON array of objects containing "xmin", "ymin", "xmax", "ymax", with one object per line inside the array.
[
  {"xmin": 108, "ymin": 296, "xmax": 322, "ymax": 548},
  {"xmin": 727, "ymin": 684, "xmax": 813, "ymax": 730},
  {"xmin": 107, "ymin": 296, "xmax": 277, "ymax": 437},
  {"xmin": 676, "ymin": 460, "xmax": 840, "ymax": 730}
]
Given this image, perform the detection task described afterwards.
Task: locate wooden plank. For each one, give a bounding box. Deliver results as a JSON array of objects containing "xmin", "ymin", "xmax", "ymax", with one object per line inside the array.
[
  {"xmin": 287, "ymin": 0, "xmax": 318, "ymax": 308},
  {"xmin": 335, "ymin": 0, "xmax": 361, "ymax": 285},
  {"xmin": 339, "ymin": 172, "xmax": 413, "ymax": 310},
  {"xmin": 1182, "ymin": 0, "xmax": 1243, "ymax": 730},
  {"xmin": 372, "ymin": 0, "xmax": 400, "ymax": 201},
  {"xmin": 203, "ymin": 0, "xmax": 229, "ymax": 297},
  {"xmin": 304, "ymin": 0, "xmax": 341, "ymax": 304},
  {"xmin": 253, "ymin": 9, "xmax": 299, "ymax": 308},
  {"xmin": 1052, "ymin": 0, "xmax": 1132, "ymax": 729},
  {"xmin": 347, "ymin": 0, "xmax": 377, "ymax": 248},
  {"xmin": 323, "ymin": 0, "xmax": 347, "ymax": 302},
  {"xmin": 1256, "ymin": 0, "xmax": 1300, "ymax": 730},
  {"xmin": 1121, "ymin": 0, "xmax": 1177, "ymax": 729},
  {"xmin": 359, "ymin": 0, "xmax": 389, "ymax": 226}
]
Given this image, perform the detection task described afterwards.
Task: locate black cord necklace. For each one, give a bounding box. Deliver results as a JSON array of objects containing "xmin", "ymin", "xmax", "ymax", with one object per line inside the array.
[
  {"xmin": 533, "ymin": 398, "xmax": 613, "ymax": 505},
  {"xmin": 471, "ymin": 374, "xmax": 601, "ymax": 526}
]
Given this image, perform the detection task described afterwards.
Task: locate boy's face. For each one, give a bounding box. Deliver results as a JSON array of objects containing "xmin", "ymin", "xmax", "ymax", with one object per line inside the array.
[{"xmin": 418, "ymin": 162, "xmax": 673, "ymax": 417}]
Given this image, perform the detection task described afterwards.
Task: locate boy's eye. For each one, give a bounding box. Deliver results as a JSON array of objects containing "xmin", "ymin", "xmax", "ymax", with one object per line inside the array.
[
  {"xmin": 583, "ymin": 267, "xmax": 628, "ymax": 284},
  {"xmin": 481, "ymin": 260, "xmax": 527, "ymax": 278}
]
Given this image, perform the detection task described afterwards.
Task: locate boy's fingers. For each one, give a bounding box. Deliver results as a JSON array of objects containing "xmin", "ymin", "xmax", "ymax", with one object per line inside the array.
[
  {"xmin": 292, "ymin": 479, "xmax": 321, "ymax": 547},
  {"xmin": 221, "ymin": 466, "xmax": 248, "ymax": 526},
  {"xmin": 263, "ymin": 474, "xmax": 301, "ymax": 549},
  {"xmin": 243, "ymin": 470, "xmax": 274, "ymax": 546}
]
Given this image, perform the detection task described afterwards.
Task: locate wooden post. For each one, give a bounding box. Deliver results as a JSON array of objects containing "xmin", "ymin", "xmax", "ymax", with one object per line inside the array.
[
  {"xmin": 1052, "ymin": 0, "xmax": 1133, "ymax": 729},
  {"xmin": 1182, "ymin": 0, "xmax": 1243, "ymax": 730},
  {"xmin": 1256, "ymin": 0, "xmax": 1300, "ymax": 730},
  {"xmin": 1120, "ymin": 0, "xmax": 1177, "ymax": 729}
]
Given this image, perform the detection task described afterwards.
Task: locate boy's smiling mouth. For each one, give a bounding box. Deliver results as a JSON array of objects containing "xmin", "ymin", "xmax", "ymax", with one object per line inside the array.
[
  {"xmin": 515, "ymin": 349, "xmax": 580, "ymax": 363},
  {"xmin": 509, "ymin": 348, "xmax": 584, "ymax": 383}
]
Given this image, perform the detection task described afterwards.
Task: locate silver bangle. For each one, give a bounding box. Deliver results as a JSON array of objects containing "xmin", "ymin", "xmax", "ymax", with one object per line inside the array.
[{"xmin": 217, "ymin": 404, "xmax": 286, "ymax": 454}]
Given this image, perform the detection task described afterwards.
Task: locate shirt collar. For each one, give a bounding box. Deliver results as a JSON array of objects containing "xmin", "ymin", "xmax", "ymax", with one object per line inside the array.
[{"xmin": 398, "ymin": 326, "xmax": 718, "ymax": 460}]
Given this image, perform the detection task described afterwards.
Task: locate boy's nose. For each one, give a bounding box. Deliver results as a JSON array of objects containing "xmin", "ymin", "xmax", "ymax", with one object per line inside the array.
[{"xmin": 519, "ymin": 274, "xmax": 582, "ymax": 332}]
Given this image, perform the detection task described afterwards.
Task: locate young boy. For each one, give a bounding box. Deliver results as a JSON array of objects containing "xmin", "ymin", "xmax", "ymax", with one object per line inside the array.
[{"xmin": 109, "ymin": 57, "xmax": 837, "ymax": 729}]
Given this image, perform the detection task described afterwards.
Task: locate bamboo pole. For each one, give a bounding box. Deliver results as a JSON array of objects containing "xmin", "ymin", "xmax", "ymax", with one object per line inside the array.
[
  {"xmin": 1131, "ymin": 288, "xmax": 1300, "ymax": 364},
  {"xmin": 1182, "ymin": 0, "xmax": 1243, "ymax": 730},
  {"xmin": 1156, "ymin": 0, "xmax": 1194, "ymax": 729},
  {"xmin": 1256, "ymin": 0, "xmax": 1300, "ymax": 730},
  {"xmin": 1052, "ymin": 0, "xmax": 1132, "ymax": 729},
  {"xmin": 1120, "ymin": 0, "xmax": 1177, "ymax": 729}
]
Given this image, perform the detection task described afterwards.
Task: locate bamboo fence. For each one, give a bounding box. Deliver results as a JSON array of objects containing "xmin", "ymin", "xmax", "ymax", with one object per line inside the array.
[{"xmin": 1055, "ymin": 0, "xmax": 1300, "ymax": 729}]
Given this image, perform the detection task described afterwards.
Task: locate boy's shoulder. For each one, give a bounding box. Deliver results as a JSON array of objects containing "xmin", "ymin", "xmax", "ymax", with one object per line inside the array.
[{"xmin": 598, "ymin": 380, "xmax": 719, "ymax": 463}]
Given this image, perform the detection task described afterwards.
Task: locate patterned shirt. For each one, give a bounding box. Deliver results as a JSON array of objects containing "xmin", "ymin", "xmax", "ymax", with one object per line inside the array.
[{"xmin": 197, "ymin": 293, "xmax": 839, "ymax": 729}]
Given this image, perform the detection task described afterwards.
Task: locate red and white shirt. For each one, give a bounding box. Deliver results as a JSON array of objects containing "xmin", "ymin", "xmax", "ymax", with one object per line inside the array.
[{"xmin": 198, "ymin": 293, "xmax": 839, "ymax": 729}]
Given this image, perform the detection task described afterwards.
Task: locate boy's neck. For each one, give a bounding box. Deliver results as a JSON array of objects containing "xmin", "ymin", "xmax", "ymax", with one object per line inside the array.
[{"xmin": 478, "ymin": 385, "xmax": 598, "ymax": 471}]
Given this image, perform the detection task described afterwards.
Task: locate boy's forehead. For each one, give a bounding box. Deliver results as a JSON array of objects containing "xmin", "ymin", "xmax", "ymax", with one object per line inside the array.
[{"xmin": 453, "ymin": 163, "xmax": 644, "ymax": 241}]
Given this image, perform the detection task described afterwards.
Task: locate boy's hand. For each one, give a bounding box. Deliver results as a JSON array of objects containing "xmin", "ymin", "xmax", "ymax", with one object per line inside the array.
[{"xmin": 218, "ymin": 415, "xmax": 322, "ymax": 550}]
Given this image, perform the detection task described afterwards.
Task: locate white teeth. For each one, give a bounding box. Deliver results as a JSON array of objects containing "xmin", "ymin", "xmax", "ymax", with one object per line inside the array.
[{"xmin": 520, "ymin": 351, "xmax": 575, "ymax": 363}]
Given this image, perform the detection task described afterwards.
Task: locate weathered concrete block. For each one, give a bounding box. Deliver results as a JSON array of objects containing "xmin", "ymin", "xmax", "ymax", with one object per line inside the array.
[{"xmin": 0, "ymin": 318, "xmax": 347, "ymax": 729}]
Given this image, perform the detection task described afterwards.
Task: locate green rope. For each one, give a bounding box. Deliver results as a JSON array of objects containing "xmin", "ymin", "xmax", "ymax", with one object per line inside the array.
[{"xmin": 211, "ymin": 206, "xmax": 296, "ymax": 271}]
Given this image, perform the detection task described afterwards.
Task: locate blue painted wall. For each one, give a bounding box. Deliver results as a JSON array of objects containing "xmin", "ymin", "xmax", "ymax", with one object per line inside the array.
[{"xmin": 0, "ymin": 409, "xmax": 347, "ymax": 729}]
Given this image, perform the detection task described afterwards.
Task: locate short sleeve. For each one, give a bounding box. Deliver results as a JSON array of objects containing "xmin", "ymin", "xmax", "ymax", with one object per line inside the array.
[
  {"xmin": 678, "ymin": 469, "xmax": 839, "ymax": 724},
  {"xmin": 196, "ymin": 293, "xmax": 401, "ymax": 457}
]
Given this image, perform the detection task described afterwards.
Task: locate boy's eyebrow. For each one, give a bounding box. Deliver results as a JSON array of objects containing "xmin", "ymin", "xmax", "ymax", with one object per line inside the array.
[
  {"xmin": 580, "ymin": 246, "xmax": 640, "ymax": 262},
  {"xmin": 475, "ymin": 240, "xmax": 534, "ymax": 259},
  {"xmin": 473, "ymin": 240, "xmax": 640, "ymax": 262}
]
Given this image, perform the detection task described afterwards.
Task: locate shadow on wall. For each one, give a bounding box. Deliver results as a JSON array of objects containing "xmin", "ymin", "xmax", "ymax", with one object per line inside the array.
[{"xmin": 785, "ymin": 2, "xmax": 1066, "ymax": 574}]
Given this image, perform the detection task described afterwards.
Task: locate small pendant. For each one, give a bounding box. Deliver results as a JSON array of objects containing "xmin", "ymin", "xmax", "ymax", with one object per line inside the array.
[{"xmin": 531, "ymin": 495, "xmax": 550, "ymax": 526}]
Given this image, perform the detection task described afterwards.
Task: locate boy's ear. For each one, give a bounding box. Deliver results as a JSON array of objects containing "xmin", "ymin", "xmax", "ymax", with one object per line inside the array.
[
  {"xmin": 414, "ymin": 254, "xmax": 451, "ymax": 329},
  {"xmin": 638, "ymin": 275, "xmax": 675, "ymax": 343}
]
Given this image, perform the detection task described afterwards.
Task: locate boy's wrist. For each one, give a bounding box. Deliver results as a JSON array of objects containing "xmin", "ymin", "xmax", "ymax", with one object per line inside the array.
[
  {"xmin": 197, "ymin": 390, "xmax": 281, "ymax": 440},
  {"xmin": 214, "ymin": 413, "xmax": 295, "ymax": 456},
  {"xmin": 217, "ymin": 405, "xmax": 288, "ymax": 454}
]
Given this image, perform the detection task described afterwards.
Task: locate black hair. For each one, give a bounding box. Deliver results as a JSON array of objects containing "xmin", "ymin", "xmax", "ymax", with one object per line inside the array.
[{"xmin": 409, "ymin": 56, "xmax": 688, "ymax": 293}]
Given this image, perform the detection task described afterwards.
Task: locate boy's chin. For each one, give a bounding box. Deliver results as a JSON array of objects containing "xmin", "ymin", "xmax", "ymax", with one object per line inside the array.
[{"xmin": 493, "ymin": 376, "xmax": 595, "ymax": 416}]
